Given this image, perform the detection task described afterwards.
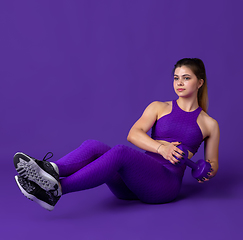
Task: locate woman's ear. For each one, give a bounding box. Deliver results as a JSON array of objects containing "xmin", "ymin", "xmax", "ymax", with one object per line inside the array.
[{"xmin": 198, "ymin": 79, "xmax": 204, "ymax": 89}]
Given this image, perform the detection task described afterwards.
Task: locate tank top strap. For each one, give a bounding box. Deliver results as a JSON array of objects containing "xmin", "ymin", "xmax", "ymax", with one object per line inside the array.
[
  {"xmin": 193, "ymin": 105, "xmax": 202, "ymax": 118},
  {"xmin": 172, "ymin": 99, "xmax": 178, "ymax": 112}
]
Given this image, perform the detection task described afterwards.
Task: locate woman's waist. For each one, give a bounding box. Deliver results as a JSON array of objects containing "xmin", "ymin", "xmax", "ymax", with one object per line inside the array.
[{"xmin": 153, "ymin": 139, "xmax": 194, "ymax": 159}]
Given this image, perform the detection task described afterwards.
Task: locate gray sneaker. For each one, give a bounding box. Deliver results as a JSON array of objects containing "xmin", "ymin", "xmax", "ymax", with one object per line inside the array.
[
  {"xmin": 15, "ymin": 175, "xmax": 61, "ymax": 211},
  {"xmin": 14, "ymin": 152, "xmax": 61, "ymax": 196}
]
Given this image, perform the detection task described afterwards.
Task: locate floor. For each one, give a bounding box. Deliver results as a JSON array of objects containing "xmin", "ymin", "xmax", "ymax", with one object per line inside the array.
[{"xmin": 1, "ymin": 153, "xmax": 242, "ymax": 240}]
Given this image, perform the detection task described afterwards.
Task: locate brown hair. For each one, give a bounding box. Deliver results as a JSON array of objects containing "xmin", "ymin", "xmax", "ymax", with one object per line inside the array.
[{"xmin": 173, "ymin": 58, "xmax": 208, "ymax": 112}]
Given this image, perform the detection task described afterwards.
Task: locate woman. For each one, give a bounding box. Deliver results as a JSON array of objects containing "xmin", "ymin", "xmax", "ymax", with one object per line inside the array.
[{"xmin": 14, "ymin": 58, "xmax": 220, "ymax": 211}]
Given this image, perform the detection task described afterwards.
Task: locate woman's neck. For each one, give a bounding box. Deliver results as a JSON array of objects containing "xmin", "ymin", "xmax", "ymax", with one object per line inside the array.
[{"xmin": 176, "ymin": 97, "xmax": 199, "ymax": 112}]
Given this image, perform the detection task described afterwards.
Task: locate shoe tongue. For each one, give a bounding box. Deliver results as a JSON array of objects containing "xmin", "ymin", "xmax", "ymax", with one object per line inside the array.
[{"xmin": 50, "ymin": 162, "xmax": 59, "ymax": 175}]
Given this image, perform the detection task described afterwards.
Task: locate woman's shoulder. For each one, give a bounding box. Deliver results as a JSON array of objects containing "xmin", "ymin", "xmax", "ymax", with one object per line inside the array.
[
  {"xmin": 149, "ymin": 100, "xmax": 172, "ymax": 109},
  {"xmin": 200, "ymin": 110, "xmax": 219, "ymax": 131},
  {"xmin": 148, "ymin": 101, "xmax": 173, "ymax": 119}
]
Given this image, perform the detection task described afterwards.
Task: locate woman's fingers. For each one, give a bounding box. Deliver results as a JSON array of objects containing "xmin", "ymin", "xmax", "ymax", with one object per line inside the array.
[
  {"xmin": 207, "ymin": 172, "xmax": 214, "ymax": 179},
  {"xmin": 175, "ymin": 148, "xmax": 185, "ymax": 157},
  {"xmin": 167, "ymin": 155, "xmax": 177, "ymax": 165},
  {"xmin": 206, "ymin": 159, "xmax": 214, "ymax": 178},
  {"xmin": 164, "ymin": 142, "xmax": 185, "ymax": 164},
  {"xmin": 197, "ymin": 176, "xmax": 210, "ymax": 183},
  {"xmin": 206, "ymin": 159, "xmax": 214, "ymax": 171},
  {"xmin": 172, "ymin": 147, "xmax": 185, "ymax": 159},
  {"xmin": 172, "ymin": 150, "xmax": 184, "ymax": 159},
  {"xmin": 171, "ymin": 142, "xmax": 185, "ymax": 156},
  {"xmin": 170, "ymin": 144, "xmax": 184, "ymax": 164},
  {"xmin": 170, "ymin": 155, "xmax": 182, "ymax": 165},
  {"xmin": 202, "ymin": 177, "xmax": 209, "ymax": 181}
]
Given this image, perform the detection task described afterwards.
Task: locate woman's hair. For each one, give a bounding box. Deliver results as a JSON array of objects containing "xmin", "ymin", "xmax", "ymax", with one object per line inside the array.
[{"xmin": 172, "ymin": 58, "xmax": 208, "ymax": 112}]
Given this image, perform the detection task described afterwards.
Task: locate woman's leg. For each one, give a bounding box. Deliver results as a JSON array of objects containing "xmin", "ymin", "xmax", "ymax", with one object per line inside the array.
[
  {"xmin": 54, "ymin": 139, "xmax": 111, "ymax": 177},
  {"xmin": 55, "ymin": 139, "xmax": 138, "ymax": 200},
  {"xmin": 60, "ymin": 144, "xmax": 185, "ymax": 203},
  {"xmin": 105, "ymin": 172, "xmax": 139, "ymax": 200}
]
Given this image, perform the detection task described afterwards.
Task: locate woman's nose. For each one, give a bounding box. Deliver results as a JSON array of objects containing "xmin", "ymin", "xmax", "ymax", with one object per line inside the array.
[{"xmin": 177, "ymin": 79, "xmax": 184, "ymax": 85}]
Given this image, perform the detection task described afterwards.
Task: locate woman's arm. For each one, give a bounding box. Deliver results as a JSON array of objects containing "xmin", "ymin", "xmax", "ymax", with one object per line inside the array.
[
  {"xmin": 127, "ymin": 101, "xmax": 183, "ymax": 163},
  {"xmin": 127, "ymin": 101, "xmax": 162, "ymax": 153},
  {"xmin": 203, "ymin": 118, "xmax": 220, "ymax": 181}
]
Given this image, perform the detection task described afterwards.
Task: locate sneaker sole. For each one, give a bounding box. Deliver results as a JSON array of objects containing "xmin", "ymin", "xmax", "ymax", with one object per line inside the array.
[
  {"xmin": 15, "ymin": 176, "xmax": 54, "ymax": 211},
  {"xmin": 14, "ymin": 152, "xmax": 59, "ymax": 192}
]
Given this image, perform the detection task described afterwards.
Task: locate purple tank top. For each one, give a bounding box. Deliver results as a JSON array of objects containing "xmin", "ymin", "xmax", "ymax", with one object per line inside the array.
[{"xmin": 151, "ymin": 100, "xmax": 203, "ymax": 154}]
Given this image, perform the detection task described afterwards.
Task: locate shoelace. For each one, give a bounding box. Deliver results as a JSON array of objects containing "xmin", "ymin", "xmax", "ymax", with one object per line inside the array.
[{"xmin": 42, "ymin": 152, "xmax": 54, "ymax": 161}]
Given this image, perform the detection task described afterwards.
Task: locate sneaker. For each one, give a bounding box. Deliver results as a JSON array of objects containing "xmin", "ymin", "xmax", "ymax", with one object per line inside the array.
[
  {"xmin": 14, "ymin": 152, "xmax": 60, "ymax": 194},
  {"xmin": 15, "ymin": 175, "xmax": 61, "ymax": 211}
]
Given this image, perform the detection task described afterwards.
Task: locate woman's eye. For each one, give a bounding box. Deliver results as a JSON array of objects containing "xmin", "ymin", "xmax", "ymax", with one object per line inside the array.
[
  {"xmin": 185, "ymin": 77, "xmax": 190, "ymax": 80},
  {"xmin": 174, "ymin": 78, "xmax": 178, "ymax": 81}
]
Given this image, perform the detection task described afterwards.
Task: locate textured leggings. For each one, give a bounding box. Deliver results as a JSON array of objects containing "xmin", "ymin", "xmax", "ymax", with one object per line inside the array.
[{"xmin": 54, "ymin": 140, "xmax": 186, "ymax": 203}]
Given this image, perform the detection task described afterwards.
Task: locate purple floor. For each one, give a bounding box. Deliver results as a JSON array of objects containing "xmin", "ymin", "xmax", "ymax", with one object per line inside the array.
[{"xmin": 2, "ymin": 152, "xmax": 242, "ymax": 240}]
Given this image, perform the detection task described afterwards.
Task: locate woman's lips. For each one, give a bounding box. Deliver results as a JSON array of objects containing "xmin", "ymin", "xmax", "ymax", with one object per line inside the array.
[{"xmin": 177, "ymin": 88, "xmax": 185, "ymax": 92}]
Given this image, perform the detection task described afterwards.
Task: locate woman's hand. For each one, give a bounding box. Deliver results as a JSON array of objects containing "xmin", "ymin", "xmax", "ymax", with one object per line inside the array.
[
  {"xmin": 197, "ymin": 159, "xmax": 218, "ymax": 183},
  {"xmin": 157, "ymin": 141, "xmax": 185, "ymax": 165}
]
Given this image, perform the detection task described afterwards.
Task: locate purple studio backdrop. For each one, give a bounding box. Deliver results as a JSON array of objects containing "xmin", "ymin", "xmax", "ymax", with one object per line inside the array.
[{"xmin": 0, "ymin": 0, "xmax": 242, "ymax": 240}]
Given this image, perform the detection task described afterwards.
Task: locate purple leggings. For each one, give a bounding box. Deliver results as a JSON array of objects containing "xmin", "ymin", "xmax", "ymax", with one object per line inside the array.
[{"xmin": 55, "ymin": 140, "xmax": 186, "ymax": 203}]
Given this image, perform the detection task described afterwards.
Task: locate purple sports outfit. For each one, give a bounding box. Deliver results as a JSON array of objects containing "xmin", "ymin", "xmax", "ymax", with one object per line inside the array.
[{"xmin": 55, "ymin": 100, "xmax": 203, "ymax": 203}]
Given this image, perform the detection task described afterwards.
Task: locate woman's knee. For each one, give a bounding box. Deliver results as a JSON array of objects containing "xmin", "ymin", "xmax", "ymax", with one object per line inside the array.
[
  {"xmin": 80, "ymin": 139, "xmax": 99, "ymax": 146},
  {"xmin": 112, "ymin": 144, "xmax": 131, "ymax": 154},
  {"xmin": 80, "ymin": 139, "xmax": 109, "ymax": 149}
]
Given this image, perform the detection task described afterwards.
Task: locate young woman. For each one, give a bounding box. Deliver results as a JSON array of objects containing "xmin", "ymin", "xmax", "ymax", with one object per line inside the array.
[{"xmin": 14, "ymin": 58, "xmax": 220, "ymax": 211}]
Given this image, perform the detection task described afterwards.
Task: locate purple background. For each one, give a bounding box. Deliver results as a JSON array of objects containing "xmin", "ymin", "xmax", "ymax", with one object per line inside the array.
[{"xmin": 1, "ymin": 0, "xmax": 242, "ymax": 239}]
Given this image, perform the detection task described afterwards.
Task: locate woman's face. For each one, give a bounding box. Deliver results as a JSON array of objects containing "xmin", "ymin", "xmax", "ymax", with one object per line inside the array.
[{"xmin": 173, "ymin": 66, "xmax": 203, "ymax": 98}]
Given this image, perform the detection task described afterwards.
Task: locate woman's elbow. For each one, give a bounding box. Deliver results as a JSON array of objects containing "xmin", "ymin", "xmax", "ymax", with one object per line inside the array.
[
  {"xmin": 127, "ymin": 131, "xmax": 133, "ymax": 142},
  {"xmin": 127, "ymin": 129, "xmax": 136, "ymax": 143}
]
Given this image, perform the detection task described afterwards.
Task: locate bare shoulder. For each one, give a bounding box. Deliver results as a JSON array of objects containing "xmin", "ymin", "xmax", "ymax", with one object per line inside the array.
[
  {"xmin": 200, "ymin": 111, "xmax": 220, "ymax": 135},
  {"xmin": 149, "ymin": 101, "xmax": 172, "ymax": 119},
  {"xmin": 149, "ymin": 100, "xmax": 171, "ymax": 109}
]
